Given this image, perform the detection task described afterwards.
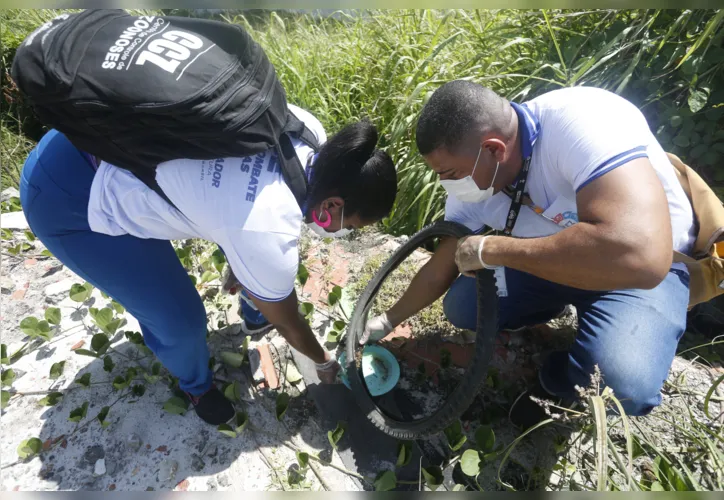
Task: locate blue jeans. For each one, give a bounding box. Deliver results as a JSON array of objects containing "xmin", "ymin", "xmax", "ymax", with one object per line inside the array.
[
  {"xmin": 19, "ymin": 130, "xmax": 212, "ymax": 395},
  {"xmin": 240, "ymin": 289, "xmax": 267, "ymax": 325},
  {"xmin": 443, "ymin": 267, "xmax": 689, "ymax": 416}
]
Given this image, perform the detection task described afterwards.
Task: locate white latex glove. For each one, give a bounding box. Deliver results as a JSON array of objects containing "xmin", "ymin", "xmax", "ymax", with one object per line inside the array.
[
  {"xmin": 359, "ymin": 312, "xmax": 394, "ymax": 345},
  {"xmin": 315, "ymin": 355, "xmax": 340, "ymax": 384}
]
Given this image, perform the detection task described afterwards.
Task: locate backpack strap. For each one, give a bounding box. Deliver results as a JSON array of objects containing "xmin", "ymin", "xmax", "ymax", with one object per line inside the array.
[{"xmin": 276, "ymin": 112, "xmax": 320, "ymax": 209}]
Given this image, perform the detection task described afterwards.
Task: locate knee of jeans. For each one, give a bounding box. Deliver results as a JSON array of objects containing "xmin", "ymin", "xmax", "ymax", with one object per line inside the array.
[
  {"xmin": 443, "ymin": 291, "xmax": 476, "ymax": 331},
  {"xmin": 167, "ymin": 301, "xmax": 208, "ymax": 343},
  {"xmin": 580, "ymin": 355, "xmax": 663, "ymax": 417}
]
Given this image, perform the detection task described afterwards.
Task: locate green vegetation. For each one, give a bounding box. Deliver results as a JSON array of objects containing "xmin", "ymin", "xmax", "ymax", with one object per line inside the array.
[{"xmin": 2, "ymin": 9, "xmax": 723, "ymax": 233}]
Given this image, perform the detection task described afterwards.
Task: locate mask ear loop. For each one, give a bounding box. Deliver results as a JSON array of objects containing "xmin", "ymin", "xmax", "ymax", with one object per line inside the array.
[{"xmin": 312, "ymin": 209, "xmax": 332, "ymax": 228}]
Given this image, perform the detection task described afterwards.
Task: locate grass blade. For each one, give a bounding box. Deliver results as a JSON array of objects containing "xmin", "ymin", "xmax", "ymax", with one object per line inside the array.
[{"xmin": 590, "ymin": 395, "xmax": 608, "ymax": 491}]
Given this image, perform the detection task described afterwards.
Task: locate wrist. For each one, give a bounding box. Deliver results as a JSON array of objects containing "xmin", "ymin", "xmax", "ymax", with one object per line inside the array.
[{"xmin": 480, "ymin": 235, "xmax": 504, "ymax": 269}]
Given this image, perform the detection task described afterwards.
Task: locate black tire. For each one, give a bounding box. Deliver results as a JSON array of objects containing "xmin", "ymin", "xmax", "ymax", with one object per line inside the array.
[{"xmin": 345, "ymin": 221, "xmax": 499, "ymax": 439}]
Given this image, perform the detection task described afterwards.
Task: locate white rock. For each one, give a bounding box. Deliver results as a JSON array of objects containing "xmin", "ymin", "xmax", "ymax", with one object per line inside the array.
[
  {"xmin": 158, "ymin": 459, "xmax": 178, "ymax": 482},
  {"xmin": 1, "ymin": 187, "xmax": 19, "ymax": 203},
  {"xmin": 1, "ymin": 211, "xmax": 28, "ymax": 230},
  {"xmin": 94, "ymin": 458, "xmax": 106, "ymax": 476},
  {"xmin": 249, "ymin": 348, "xmax": 264, "ymax": 383}
]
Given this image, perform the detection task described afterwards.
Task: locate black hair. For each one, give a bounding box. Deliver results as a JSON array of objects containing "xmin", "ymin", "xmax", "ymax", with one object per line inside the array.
[
  {"xmin": 416, "ymin": 80, "xmax": 509, "ymax": 156},
  {"xmin": 309, "ymin": 119, "xmax": 397, "ymax": 222}
]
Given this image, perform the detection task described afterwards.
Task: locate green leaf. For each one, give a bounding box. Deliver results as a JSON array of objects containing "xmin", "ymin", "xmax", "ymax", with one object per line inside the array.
[
  {"xmin": 461, "ymin": 449, "xmax": 481, "ymax": 477},
  {"xmin": 396, "ymin": 440, "xmax": 413, "ymax": 467},
  {"xmin": 40, "ymin": 249, "xmax": 53, "ymax": 258},
  {"xmin": 152, "ymin": 362, "xmax": 162, "ymax": 376},
  {"xmin": 224, "ymin": 381, "xmax": 243, "ymax": 402},
  {"xmin": 103, "ymin": 355, "xmax": 114, "ymax": 373},
  {"xmin": 91, "ymin": 334, "xmax": 111, "ymax": 355},
  {"xmin": 24, "ymin": 230, "xmax": 36, "ymax": 242},
  {"xmin": 17, "ymin": 437, "xmax": 43, "ymax": 460},
  {"xmin": 333, "ymin": 320, "xmax": 346, "ymax": 332},
  {"xmin": 44, "ymin": 307, "xmax": 61, "ymax": 326},
  {"xmin": 233, "ymin": 411, "xmax": 249, "ymax": 434},
  {"xmin": 217, "ymin": 423, "xmax": 237, "ymax": 438},
  {"xmin": 103, "ymin": 319, "xmax": 122, "ymax": 335},
  {"xmin": 296, "ymin": 451, "xmax": 309, "ymax": 469},
  {"xmin": 704, "ymin": 373, "xmax": 724, "ymax": 418},
  {"xmin": 650, "ymin": 481, "xmax": 665, "ymax": 491},
  {"xmin": 1, "ymin": 228, "xmax": 12, "ymax": 240},
  {"xmin": 68, "ymin": 401, "xmax": 89, "ymax": 422},
  {"xmin": 74, "ymin": 349, "xmax": 98, "ymax": 358},
  {"xmin": 444, "ymin": 420, "xmax": 467, "ymax": 451},
  {"xmin": 285, "ymin": 364, "xmax": 303, "ymax": 384},
  {"xmin": 49, "ymin": 361, "xmax": 66, "ymax": 380},
  {"xmin": 36, "ymin": 321, "xmax": 52, "ymax": 342},
  {"xmin": 689, "ymin": 88, "xmax": 709, "ymax": 114},
  {"xmin": 374, "ymin": 470, "xmax": 397, "ymax": 491},
  {"xmin": 163, "ymin": 396, "xmax": 188, "ymax": 415},
  {"xmin": 220, "ymin": 351, "xmax": 244, "ymax": 368},
  {"xmin": 326, "ymin": 330, "xmax": 340, "ymax": 344},
  {"xmin": 297, "ymin": 263, "xmax": 309, "ymax": 286},
  {"xmin": 453, "ymin": 484, "xmax": 467, "ymax": 491},
  {"xmin": 2, "ymin": 368, "xmax": 16, "ymax": 387},
  {"xmin": 673, "ymin": 134, "xmax": 690, "ymax": 148},
  {"xmin": 327, "ymin": 291, "xmax": 340, "ymax": 307},
  {"xmin": 198, "ymin": 270, "xmax": 219, "ymax": 285},
  {"xmin": 19, "ymin": 316, "xmax": 39, "ymax": 337},
  {"xmin": 69, "ymin": 283, "xmax": 92, "ymax": 303},
  {"xmin": 211, "ymin": 249, "xmax": 226, "ymax": 274},
  {"xmin": 475, "ymin": 425, "xmax": 495, "ymax": 452},
  {"xmin": 112, "ymin": 375, "xmax": 128, "ymax": 391},
  {"xmin": 670, "ymin": 115, "xmax": 683, "ymax": 128},
  {"xmin": 75, "ymin": 373, "xmax": 92, "ymax": 388},
  {"xmin": 91, "ymin": 308, "xmax": 113, "ymax": 330},
  {"xmin": 97, "ymin": 406, "xmax": 112, "ymax": 428},
  {"xmin": 131, "ymin": 384, "xmax": 146, "ymax": 398},
  {"xmin": 422, "ymin": 466, "xmax": 443, "ymax": 491},
  {"xmin": 110, "ymin": 301, "xmax": 125, "ymax": 315},
  {"xmin": 327, "ymin": 420, "xmax": 346, "ymax": 450},
  {"xmin": 7, "ymin": 244, "xmax": 20, "ymax": 256},
  {"xmin": 100, "ymin": 291, "xmax": 110, "ymax": 299},
  {"xmin": 38, "ymin": 391, "xmax": 63, "ymax": 406},
  {"xmin": 276, "ymin": 392, "xmax": 290, "ymax": 421},
  {"xmin": 1, "ymin": 390, "xmax": 10, "ymax": 408},
  {"xmin": 1, "ymin": 344, "xmax": 7, "ymax": 364},
  {"xmin": 300, "ymin": 302, "xmax": 314, "ymax": 318}
]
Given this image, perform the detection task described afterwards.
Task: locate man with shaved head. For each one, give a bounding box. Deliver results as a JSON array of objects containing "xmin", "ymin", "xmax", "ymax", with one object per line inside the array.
[{"xmin": 362, "ymin": 81, "xmax": 695, "ymax": 425}]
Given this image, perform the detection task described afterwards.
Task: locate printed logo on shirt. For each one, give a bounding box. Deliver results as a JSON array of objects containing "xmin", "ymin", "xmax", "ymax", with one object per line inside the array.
[
  {"xmin": 551, "ymin": 210, "xmax": 578, "ymax": 228},
  {"xmin": 245, "ymin": 152, "xmax": 265, "ymax": 202},
  {"xmin": 210, "ymin": 158, "xmax": 224, "ymax": 188}
]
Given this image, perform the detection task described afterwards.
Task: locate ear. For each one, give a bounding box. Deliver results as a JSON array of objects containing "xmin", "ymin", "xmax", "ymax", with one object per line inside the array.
[
  {"xmin": 482, "ymin": 138, "xmax": 507, "ymax": 163},
  {"xmin": 322, "ymin": 196, "xmax": 344, "ymax": 211}
]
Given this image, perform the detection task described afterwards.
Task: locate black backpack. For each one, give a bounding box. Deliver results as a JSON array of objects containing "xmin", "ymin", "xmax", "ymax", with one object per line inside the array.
[{"xmin": 10, "ymin": 9, "xmax": 318, "ymax": 208}]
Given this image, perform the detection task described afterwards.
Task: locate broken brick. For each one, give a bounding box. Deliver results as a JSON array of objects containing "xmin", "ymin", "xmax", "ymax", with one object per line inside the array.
[
  {"xmin": 11, "ymin": 289, "xmax": 26, "ymax": 300},
  {"xmin": 109, "ymin": 484, "xmax": 116, "ymax": 491},
  {"xmin": 257, "ymin": 344, "xmax": 279, "ymax": 389},
  {"xmin": 24, "ymin": 258, "xmax": 37, "ymax": 268},
  {"xmin": 175, "ymin": 479, "xmax": 190, "ymax": 491},
  {"xmin": 155, "ymin": 445, "xmax": 168, "ymax": 453},
  {"xmin": 70, "ymin": 340, "xmax": 85, "ymax": 351}
]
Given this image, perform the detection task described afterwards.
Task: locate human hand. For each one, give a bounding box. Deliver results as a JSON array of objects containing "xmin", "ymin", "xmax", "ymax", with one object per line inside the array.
[
  {"xmin": 315, "ymin": 354, "xmax": 341, "ymax": 384},
  {"xmin": 359, "ymin": 313, "xmax": 394, "ymax": 344},
  {"xmin": 455, "ymin": 235, "xmax": 500, "ymax": 277},
  {"xmin": 221, "ymin": 265, "xmax": 241, "ymax": 295}
]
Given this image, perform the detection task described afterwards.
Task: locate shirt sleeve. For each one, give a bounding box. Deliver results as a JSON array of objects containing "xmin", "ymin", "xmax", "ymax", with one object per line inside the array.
[
  {"xmin": 552, "ymin": 95, "xmax": 652, "ymax": 193},
  {"xmin": 213, "ymin": 228, "xmax": 298, "ymax": 302},
  {"xmin": 288, "ymin": 103, "xmax": 328, "ymax": 145},
  {"xmin": 444, "ymin": 196, "xmax": 488, "ymax": 234}
]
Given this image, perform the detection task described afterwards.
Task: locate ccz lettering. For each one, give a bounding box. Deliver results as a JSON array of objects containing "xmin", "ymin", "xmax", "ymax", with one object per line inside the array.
[
  {"xmin": 102, "ymin": 17, "xmax": 158, "ymax": 70},
  {"xmin": 135, "ymin": 29, "xmax": 205, "ymax": 74},
  {"xmin": 211, "ymin": 159, "xmax": 224, "ymax": 188}
]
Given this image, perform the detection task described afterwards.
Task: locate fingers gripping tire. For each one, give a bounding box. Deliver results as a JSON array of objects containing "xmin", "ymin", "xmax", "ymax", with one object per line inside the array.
[{"xmin": 345, "ymin": 221, "xmax": 499, "ymax": 439}]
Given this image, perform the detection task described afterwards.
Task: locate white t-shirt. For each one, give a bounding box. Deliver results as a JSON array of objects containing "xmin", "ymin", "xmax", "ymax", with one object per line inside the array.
[
  {"xmin": 445, "ymin": 86, "xmax": 696, "ymax": 257},
  {"xmin": 88, "ymin": 104, "xmax": 326, "ymax": 302}
]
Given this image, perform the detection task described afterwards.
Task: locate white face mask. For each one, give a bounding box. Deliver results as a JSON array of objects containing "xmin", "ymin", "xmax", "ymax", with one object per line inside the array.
[
  {"xmin": 440, "ymin": 146, "xmax": 499, "ymax": 203},
  {"xmin": 307, "ymin": 207, "xmax": 352, "ymax": 238}
]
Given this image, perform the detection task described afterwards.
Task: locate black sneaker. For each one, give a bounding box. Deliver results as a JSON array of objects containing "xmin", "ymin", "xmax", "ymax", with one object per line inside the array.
[
  {"xmin": 509, "ymin": 350, "xmax": 575, "ymax": 429},
  {"xmin": 186, "ymin": 385, "xmax": 235, "ymax": 426},
  {"xmin": 241, "ymin": 318, "xmax": 274, "ymax": 336}
]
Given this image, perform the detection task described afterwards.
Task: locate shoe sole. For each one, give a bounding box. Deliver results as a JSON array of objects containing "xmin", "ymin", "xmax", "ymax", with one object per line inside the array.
[{"xmin": 240, "ymin": 321, "xmax": 274, "ymax": 336}]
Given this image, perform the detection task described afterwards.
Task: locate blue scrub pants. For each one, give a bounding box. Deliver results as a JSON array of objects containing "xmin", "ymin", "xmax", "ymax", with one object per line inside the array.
[{"xmin": 20, "ymin": 130, "xmax": 212, "ymax": 395}]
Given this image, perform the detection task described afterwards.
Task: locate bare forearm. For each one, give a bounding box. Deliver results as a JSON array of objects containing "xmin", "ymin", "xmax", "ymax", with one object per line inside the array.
[
  {"xmin": 275, "ymin": 316, "xmax": 327, "ymax": 364},
  {"xmin": 387, "ymin": 261, "xmax": 458, "ymax": 327},
  {"xmin": 484, "ymin": 223, "xmax": 669, "ymax": 291}
]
